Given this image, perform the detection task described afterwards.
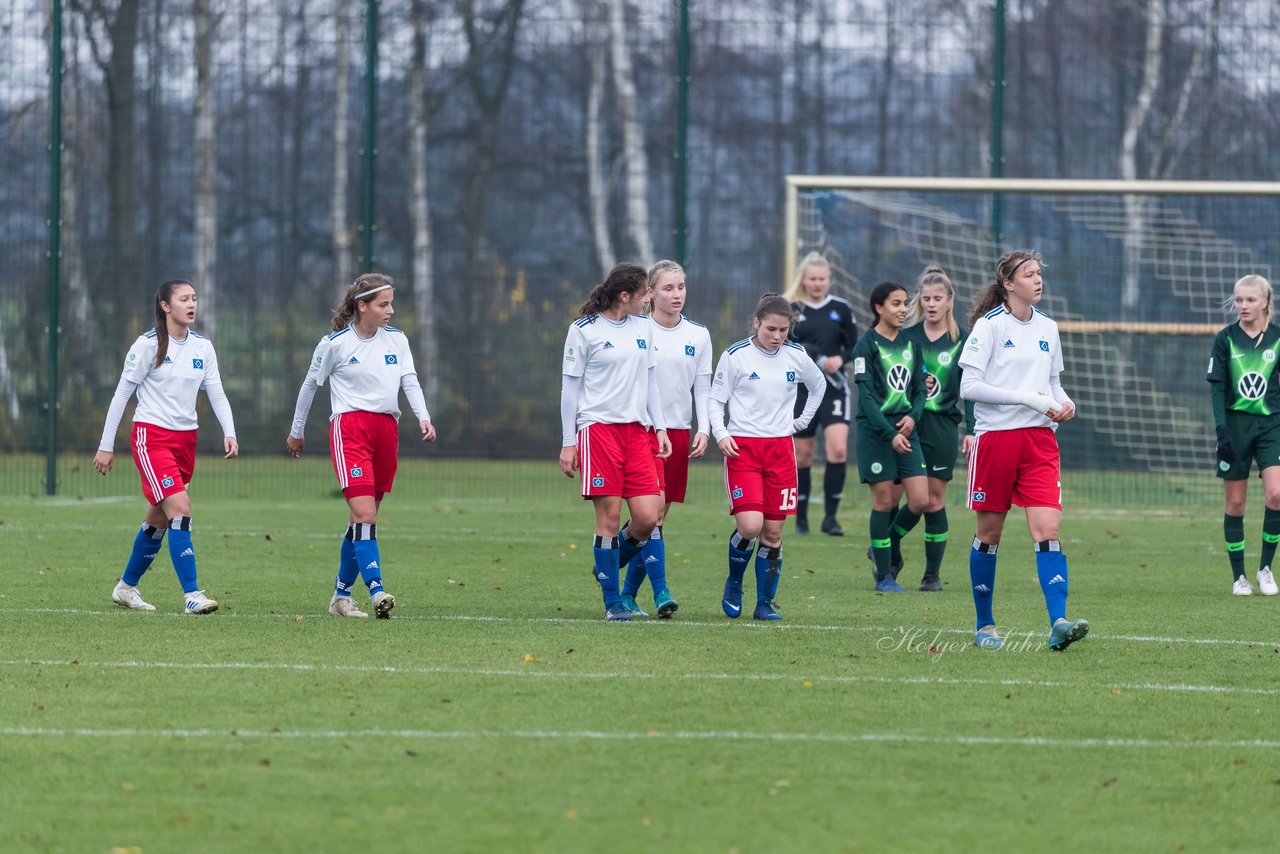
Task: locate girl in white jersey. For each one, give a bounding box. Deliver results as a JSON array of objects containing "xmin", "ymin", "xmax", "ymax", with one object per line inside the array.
[
  {"xmin": 561, "ymin": 263, "xmax": 672, "ymax": 621},
  {"xmin": 709, "ymin": 293, "xmax": 825, "ymax": 621},
  {"xmin": 617, "ymin": 260, "xmax": 713, "ymax": 618},
  {"xmin": 958, "ymin": 250, "xmax": 1088, "ymax": 652},
  {"xmin": 94, "ymin": 279, "xmax": 238, "ymax": 615},
  {"xmin": 288, "ymin": 274, "xmax": 436, "ymax": 619}
]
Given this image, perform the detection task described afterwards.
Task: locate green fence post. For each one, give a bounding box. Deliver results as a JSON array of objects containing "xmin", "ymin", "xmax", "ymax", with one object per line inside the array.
[{"xmin": 46, "ymin": 0, "xmax": 64, "ymax": 496}]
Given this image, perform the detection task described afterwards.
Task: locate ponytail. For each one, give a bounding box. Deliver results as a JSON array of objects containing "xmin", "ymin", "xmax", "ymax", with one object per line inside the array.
[
  {"xmin": 332, "ymin": 273, "xmax": 395, "ymax": 332},
  {"xmin": 153, "ymin": 279, "xmax": 193, "ymax": 368},
  {"xmin": 968, "ymin": 250, "xmax": 1042, "ymax": 327},
  {"xmin": 578, "ymin": 263, "xmax": 647, "ymax": 318}
]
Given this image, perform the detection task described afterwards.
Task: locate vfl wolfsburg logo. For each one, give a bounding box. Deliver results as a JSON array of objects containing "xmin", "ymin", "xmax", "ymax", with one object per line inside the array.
[
  {"xmin": 1265, "ymin": 349, "xmax": 1277, "ymax": 363},
  {"xmin": 925, "ymin": 372, "xmax": 941, "ymax": 400},
  {"xmin": 887, "ymin": 364, "xmax": 912, "ymax": 393},
  {"xmin": 1238, "ymin": 372, "xmax": 1268, "ymax": 401},
  {"xmin": 937, "ymin": 351, "xmax": 952, "ymax": 366}
]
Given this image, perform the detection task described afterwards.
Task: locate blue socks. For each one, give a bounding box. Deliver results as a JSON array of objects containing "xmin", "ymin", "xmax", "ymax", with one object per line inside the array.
[
  {"xmin": 593, "ymin": 534, "xmax": 622, "ymax": 610},
  {"xmin": 755, "ymin": 543, "xmax": 782, "ymax": 604},
  {"xmin": 122, "ymin": 523, "xmax": 165, "ymax": 586},
  {"xmin": 1035, "ymin": 540, "xmax": 1068, "ymax": 626},
  {"xmin": 969, "ymin": 537, "xmax": 997, "ymax": 630},
  {"xmin": 167, "ymin": 516, "xmax": 198, "ymax": 594},
  {"xmin": 624, "ymin": 526, "xmax": 666, "ymax": 597},
  {"xmin": 348, "ymin": 523, "xmax": 383, "ymax": 594},
  {"xmin": 728, "ymin": 531, "xmax": 755, "ymax": 583},
  {"xmin": 334, "ymin": 527, "xmax": 361, "ymax": 597}
]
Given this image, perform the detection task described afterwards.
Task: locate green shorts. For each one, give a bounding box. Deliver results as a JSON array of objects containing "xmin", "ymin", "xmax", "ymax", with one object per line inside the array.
[
  {"xmin": 918, "ymin": 411, "xmax": 964, "ymax": 481},
  {"xmin": 1218, "ymin": 411, "xmax": 1280, "ymax": 480},
  {"xmin": 855, "ymin": 419, "xmax": 927, "ymax": 484}
]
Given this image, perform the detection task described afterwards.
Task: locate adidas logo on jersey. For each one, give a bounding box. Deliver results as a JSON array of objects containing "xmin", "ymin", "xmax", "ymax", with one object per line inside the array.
[
  {"xmin": 348, "ymin": 356, "xmax": 360, "ymax": 365},
  {"xmin": 748, "ymin": 372, "xmax": 760, "ymax": 380},
  {"xmin": 603, "ymin": 341, "xmax": 614, "ymax": 350},
  {"xmin": 1003, "ymin": 339, "xmax": 1015, "ymax": 348},
  {"xmin": 163, "ymin": 356, "xmax": 173, "ymax": 364},
  {"xmin": 1047, "ymin": 574, "xmax": 1066, "ymax": 584}
]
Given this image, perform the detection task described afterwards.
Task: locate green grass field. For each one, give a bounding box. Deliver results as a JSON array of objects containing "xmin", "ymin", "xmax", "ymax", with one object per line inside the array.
[{"xmin": 3, "ymin": 460, "xmax": 1279, "ymax": 852}]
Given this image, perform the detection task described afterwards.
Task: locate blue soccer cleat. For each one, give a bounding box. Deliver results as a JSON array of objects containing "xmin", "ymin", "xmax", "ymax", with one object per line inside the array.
[
  {"xmin": 604, "ymin": 606, "xmax": 632, "ymax": 622},
  {"xmin": 619, "ymin": 593, "xmax": 649, "ymax": 618},
  {"xmin": 874, "ymin": 575, "xmax": 905, "ymax": 593},
  {"xmin": 974, "ymin": 626, "xmax": 1004, "ymax": 649},
  {"xmin": 1048, "ymin": 618, "xmax": 1089, "ymax": 651},
  {"xmin": 654, "ymin": 589, "xmax": 679, "ymax": 619},
  {"xmin": 721, "ymin": 576, "xmax": 743, "ymax": 618},
  {"xmin": 752, "ymin": 600, "xmax": 782, "ymax": 621}
]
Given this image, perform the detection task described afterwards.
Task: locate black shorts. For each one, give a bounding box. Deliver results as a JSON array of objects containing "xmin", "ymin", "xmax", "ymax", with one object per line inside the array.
[
  {"xmin": 793, "ymin": 379, "xmax": 851, "ymax": 438},
  {"xmin": 917, "ymin": 411, "xmax": 963, "ymax": 481}
]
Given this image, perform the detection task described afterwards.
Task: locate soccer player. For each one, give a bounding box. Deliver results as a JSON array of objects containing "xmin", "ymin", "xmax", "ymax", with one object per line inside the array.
[
  {"xmin": 708, "ymin": 293, "xmax": 824, "ymax": 621},
  {"xmin": 899, "ymin": 265, "xmax": 977, "ymax": 591},
  {"xmin": 619, "ymin": 260, "xmax": 713, "ymax": 618},
  {"xmin": 851, "ymin": 282, "xmax": 928, "ymax": 593},
  {"xmin": 783, "ymin": 252, "xmax": 858, "ymax": 536},
  {"xmin": 1207, "ymin": 273, "xmax": 1280, "ymax": 597},
  {"xmin": 287, "ymin": 273, "xmax": 436, "ymax": 619},
  {"xmin": 93, "ymin": 279, "xmax": 238, "ymax": 615},
  {"xmin": 560, "ymin": 263, "xmax": 671, "ymax": 621},
  {"xmin": 958, "ymin": 250, "xmax": 1089, "ymax": 651}
]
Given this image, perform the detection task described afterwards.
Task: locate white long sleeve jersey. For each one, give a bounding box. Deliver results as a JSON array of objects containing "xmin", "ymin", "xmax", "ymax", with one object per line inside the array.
[
  {"xmin": 958, "ymin": 304, "xmax": 1066, "ymax": 433},
  {"xmin": 649, "ymin": 314, "xmax": 713, "ymax": 431},
  {"xmin": 708, "ymin": 339, "xmax": 825, "ymax": 442},
  {"xmin": 562, "ymin": 313, "xmax": 657, "ymax": 431},
  {"xmin": 98, "ymin": 329, "xmax": 236, "ymax": 451},
  {"xmin": 293, "ymin": 325, "xmax": 429, "ymax": 432}
]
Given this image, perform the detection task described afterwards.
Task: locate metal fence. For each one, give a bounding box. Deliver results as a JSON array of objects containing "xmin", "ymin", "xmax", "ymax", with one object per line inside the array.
[{"xmin": 3, "ymin": 0, "xmax": 1279, "ymax": 497}]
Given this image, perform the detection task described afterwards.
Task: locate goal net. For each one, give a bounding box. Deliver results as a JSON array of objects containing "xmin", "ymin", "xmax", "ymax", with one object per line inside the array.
[{"xmin": 786, "ymin": 176, "xmax": 1280, "ymax": 506}]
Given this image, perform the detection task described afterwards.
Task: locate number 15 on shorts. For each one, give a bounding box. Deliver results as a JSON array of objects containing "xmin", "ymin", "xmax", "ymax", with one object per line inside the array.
[{"xmin": 780, "ymin": 488, "xmax": 797, "ymax": 510}]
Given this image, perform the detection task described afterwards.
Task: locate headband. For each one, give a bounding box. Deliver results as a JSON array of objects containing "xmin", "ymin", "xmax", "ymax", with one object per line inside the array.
[{"xmin": 354, "ymin": 283, "xmax": 392, "ymax": 300}]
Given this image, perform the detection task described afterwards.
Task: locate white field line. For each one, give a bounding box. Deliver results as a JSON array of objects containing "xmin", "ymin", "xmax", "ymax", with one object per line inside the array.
[
  {"xmin": 1, "ymin": 656, "xmax": 1277, "ymax": 699},
  {"xmin": 4, "ymin": 606, "xmax": 1278, "ymax": 649},
  {"xmin": 2, "ymin": 725, "xmax": 1277, "ymax": 750}
]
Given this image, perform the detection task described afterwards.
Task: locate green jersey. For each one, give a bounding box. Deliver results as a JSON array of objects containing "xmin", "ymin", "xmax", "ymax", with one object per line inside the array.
[
  {"xmin": 905, "ymin": 323, "xmax": 971, "ymax": 425},
  {"xmin": 852, "ymin": 328, "xmax": 926, "ymax": 441},
  {"xmin": 1208, "ymin": 322, "xmax": 1280, "ymax": 421}
]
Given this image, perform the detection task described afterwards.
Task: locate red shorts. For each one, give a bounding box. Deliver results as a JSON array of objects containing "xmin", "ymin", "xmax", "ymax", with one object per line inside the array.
[
  {"xmin": 660, "ymin": 428, "xmax": 690, "ymax": 503},
  {"xmin": 578, "ymin": 422, "xmax": 661, "ymax": 499},
  {"xmin": 331, "ymin": 411, "xmax": 400, "ymax": 500},
  {"xmin": 966, "ymin": 427, "xmax": 1062, "ymax": 513},
  {"xmin": 131, "ymin": 423, "xmax": 197, "ymax": 505},
  {"xmin": 723, "ymin": 436, "xmax": 798, "ymax": 520}
]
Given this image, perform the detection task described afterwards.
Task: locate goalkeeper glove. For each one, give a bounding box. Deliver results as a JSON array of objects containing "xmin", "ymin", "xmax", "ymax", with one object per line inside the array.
[{"xmin": 1216, "ymin": 426, "xmax": 1236, "ymax": 465}]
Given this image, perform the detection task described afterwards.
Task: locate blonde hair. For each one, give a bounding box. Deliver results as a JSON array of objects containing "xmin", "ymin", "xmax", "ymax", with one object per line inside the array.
[
  {"xmin": 909, "ymin": 264, "xmax": 960, "ymax": 341},
  {"xmin": 783, "ymin": 252, "xmax": 830, "ymax": 303},
  {"xmin": 647, "ymin": 259, "xmax": 684, "ymax": 289},
  {"xmin": 331, "ymin": 273, "xmax": 394, "ymax": 331},
  {"xmin": 1226, "ymin": 274, "xmax": 1273, "ymax": 327}
]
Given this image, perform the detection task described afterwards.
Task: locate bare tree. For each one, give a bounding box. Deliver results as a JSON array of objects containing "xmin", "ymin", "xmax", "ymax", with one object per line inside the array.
[
  {"xmin": 584, "ymin": 0, "xmax": 615, "ymax": 270},
  {"xmin": 333, "ymin": 0, "xmax": 353, "ymax": 286},
  {"xmin": 193, "ymin": 0, "xmax": 219, "ymax": 337},
  {"xmin": 409, "ymin": 0, "xmax": 438, "ymax": 408},
  {"xmin": 606, "ymin": 0, "xmax": 651, "ymax": 262}
]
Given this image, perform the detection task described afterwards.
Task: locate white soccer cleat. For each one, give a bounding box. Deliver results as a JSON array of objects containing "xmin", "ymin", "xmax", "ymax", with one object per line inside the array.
[
  {"xmin": 1257, "ymin": 567, "xmax": 1278, "ymax": 596},
  {"xmin": 329, "ymin": 594, "xmax": 368, "ymax": 618},
  {"xmin": 111, "ymin": 581, "xmax": 155, "ymax": 611},
  {"xmin": 371, "ymin": 590, "xmax": 395, "ymax": 619},
  {"xmin": 1232, "ymin": 576, "xmax": 1254, "ymax": 597},
  {"xmin": 183, "ymin": 590, "xmax": 219, "ymax": 614}
]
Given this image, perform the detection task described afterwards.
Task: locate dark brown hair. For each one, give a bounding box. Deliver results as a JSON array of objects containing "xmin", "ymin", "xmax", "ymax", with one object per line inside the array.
[
  {"xmin": 332, "ymin": 273, "xmax": 394, "ymax": 332},
  {"xmin": 969, "ymin": 250, "xmax": 1043, "ymax": 326},
  {"xmin": 153, "ymin": 279, "xmax": 194, "ymax": 368},
  {"xmin": 579, "ymin": 263, "xmax": 647, "ymax": 317}
]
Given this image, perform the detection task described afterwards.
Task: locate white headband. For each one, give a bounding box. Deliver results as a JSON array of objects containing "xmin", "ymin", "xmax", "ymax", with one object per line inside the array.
[{"xmin": 354, "ymin": 283, "xmax": 392, "ymax": 300}]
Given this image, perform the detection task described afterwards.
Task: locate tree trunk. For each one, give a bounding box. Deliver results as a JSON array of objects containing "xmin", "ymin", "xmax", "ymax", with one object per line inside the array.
[
  {"xmin": 585, "ymin": 0, "xmax": 614, "ymax": 270},
  {"xmin": 1121, "ymin": 0, "xmax": 1163, "ymax": 317},
  {"xmin": 333, "ymin": 0, "xmax": 353, "ymax": 287},
  {"xmin": 193, "ymin": 0, "xmax": 219, "ymax": 338},
  {"xmin": 409, "ymin": 0, "xmax": 438, "ymax": 410},
  {"xmin": 606, "ymin": 0, "xmax": 651, "ymax": 262},
  {"xmin": 106, "ymin": 0, "xmax": 142, "ymax": 317}
]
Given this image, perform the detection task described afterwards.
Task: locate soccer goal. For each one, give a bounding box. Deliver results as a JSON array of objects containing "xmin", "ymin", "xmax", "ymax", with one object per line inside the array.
[{"xmin": 786, "ymin": 176, "xmax": 1280, "ymax": 506}]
